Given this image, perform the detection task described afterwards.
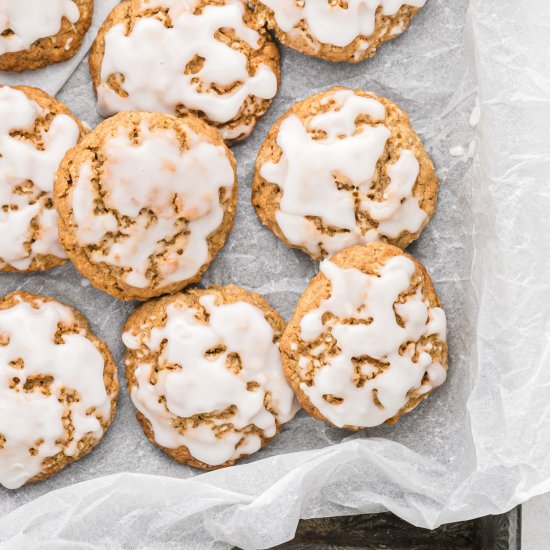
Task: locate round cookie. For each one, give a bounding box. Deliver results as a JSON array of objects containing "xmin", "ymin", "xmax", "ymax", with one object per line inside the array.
[
  {"xmin": 280, "ymin": 243, "xmax": 447, "ymax": 431},
  {"xmin": 0, "ymin": 0, "xmax": 94, "ymax": 72},
  {"xmin": 123, "ymin": 285, "xmax": 299, "ymax": 469},
  {"xmin": 54, "ymin": 111, "xmax": 238, "ymax": 301},
  {"xmin": 89, "ymin": 0, "xmax": 280, "ymax": 143},
  {"xmin": 0, "ymin": 85, "xmax": 87, "ymax": 273},
  {"xmin": 252, "ymin": 87, "xmax": 437, "ymax": 260},
  {"xmin": 251, "ymin": 0, "xmax": 425, "ymax": 63},
  {"xmin": 0, "ymin": 291, "xmax": 118, "ymax": 490}
]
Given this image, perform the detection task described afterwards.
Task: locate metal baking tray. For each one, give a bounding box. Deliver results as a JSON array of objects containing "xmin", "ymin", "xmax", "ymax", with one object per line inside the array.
[{"xmin": 258, "ymin": 508, "xmax": 521, "ymax": 549}]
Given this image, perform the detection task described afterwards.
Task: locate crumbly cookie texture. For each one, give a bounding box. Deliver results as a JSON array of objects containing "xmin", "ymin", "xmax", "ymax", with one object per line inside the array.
[
  {"xmin": 251, "ymin": 0, "xmax": 425, "ymax": 63},
  {"xmin": 280, "ymin": 243, "xmax": 447, "ymax": 431},
  {"xmin": 123, "ymin": 285, "xmax": 299, "ymax": 469},
  {"xmin": 253, "ymin": 87, "xmax": 437, "ymax": 260},
  {"xmin": 0, "ymin": 0, "xmax": 93, "ymax": 71},
  {"xmin": 0, "ymin": 85, "xmax": 86, "ymax": 273},
  {"xmin": 54, "ymin": 112, "xmax": 237, "ymax": 300},
  {"xmin": 54, "ymin": 111, "xmax": 237, "ymax": 301},
  {"xmin": 89, "ymin": 0, "xmax": 280, "ymax": 143},
  {"xmin": 0, "ymin": 291, "xmax": 118, "ymax": 490}
]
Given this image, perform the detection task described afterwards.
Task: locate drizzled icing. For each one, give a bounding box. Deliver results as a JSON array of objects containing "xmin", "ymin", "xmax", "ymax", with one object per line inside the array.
[
  {"xmin": 123, "ymin": 294, "xmax": 299, "ymax": 466},
  {"xmin": 260, "ymin": 0, "xmax": 426, "ymax": 48},
  {"xmin": 259, "ymin": 89, "xmax": 428, "ymax": 257},
  {"xmin": 0, "ymin": 87, "xmax": 80, "ymax": 271},
  {"xmin": 0, "ymin": 0, "xmax": 80, "ymax": 55},
  {"xmin": 97, "ymin": 0, "xmax": 278, "ymax": 140},
  {"xmin": 297, "ymin": 255, "xmax": 446, "ymax": 429},
  {"xmin": 71, "ymin": 120, "xmax": 235, "ymax": 290},
  {"xmin": 0, "ymin": 295, "xmax": 113, "ymax": 490}
]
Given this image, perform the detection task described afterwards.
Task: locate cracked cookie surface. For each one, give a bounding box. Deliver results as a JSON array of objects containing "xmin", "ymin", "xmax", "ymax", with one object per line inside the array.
[
  {"xmin": 123, "ymin": 285, "xmax": 299, "ymax": 469},
  {"xmin": 54, "ymin": 111, "xmax": 238, "ymax": 301},
  {"xmin": 0, "ymin": 291, "xmax": 118, "ymax": 490},
  {"xmin": 251, "ymin": 0, "xmax": 425, "ymax": 63},
  {"xmin": 0, "ymin": 85, "xmax": 86, "ymax": 273},
  {"xmin": 280, "ymin": 243, "xmax": 447, "ymax": 430},
  {"xmin": 0, "ymin": 0, "xmax": 93, "ymax": 71},
  {"xmin": 90, "ymin": 0, "xmax": 280, "ymax": 143},
  {"xmin": 252, "ymin": 87, "xmax": 438, "ymax": 260}
]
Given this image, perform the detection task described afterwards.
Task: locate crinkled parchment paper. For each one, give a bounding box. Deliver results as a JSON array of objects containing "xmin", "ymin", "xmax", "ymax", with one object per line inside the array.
[{"xmin": 1, "ymin": 0, "xmax": 550, "ymax": 548}]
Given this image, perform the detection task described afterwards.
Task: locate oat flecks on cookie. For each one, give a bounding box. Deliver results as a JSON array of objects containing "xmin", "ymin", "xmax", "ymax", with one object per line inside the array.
[
  {"xmin": 54, "ymin": 111, "xmax": 238, "ymax": 301},
  {"xmin": 252, "ymin": 0, "xmax": 425, "ymax": 62},
  {"xmin": 0, "ymin": 291, "xmax": 118, "ymax": 490},
  {"xmin": 0, "ymin": 85, "xmax": 86, "ymax": 273},
  {"xmin": 0, "ymin": 0, "xmax": 94, "ymax": 71},
  {"xmin": 280, "ymin": 243, "xmax": 447, "ymax": 431},
  {"xmin": 123, "ymin": 285, "xmax": 299, "ymax": 469},
  {"xmin": 253, "ymin": 87, "xmax": 438, "ymax": 260},
  {"xmin": 90, "ymin": 0, "xmax": 280, "ymax": 143}
]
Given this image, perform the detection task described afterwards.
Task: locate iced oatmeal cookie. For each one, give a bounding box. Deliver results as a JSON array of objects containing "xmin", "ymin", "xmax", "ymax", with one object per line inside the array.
[
  {"xmin": 251, "ymin": 0, "xmax": 426, "ymax": 63},
  {"xmin": 252, "ymin": 87, "xmax": 437, "ymax": 260},
  {"xmin": 123, "ymin": 285, "xmax": 299, "ymax": 469},
  {"xmin": 0, "ymin": 0, "xmax": 94, "ymax": 71},
  {"xmin": 0, "ymin": 85, "xmax": 86, "ymax": 272},
  {"xmin": 0, "ymin": 291, "xmax": 118, "ymax": 490},
  {"xmin": 54, "ymin": 111, "xmax": 237, "ymax": 301},
  {"xmin": 90, "ymin": 0, "xmax": 280, "ymax": 143},
  {"xmin": 280, "ymin": 243, "xmax": 447, "ymax": 430}
]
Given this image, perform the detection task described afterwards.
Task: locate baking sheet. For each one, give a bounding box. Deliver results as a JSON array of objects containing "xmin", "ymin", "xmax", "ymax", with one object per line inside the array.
[{"xmin": 2, "ymin": 0, "xmax": 550, "ymax": 548}]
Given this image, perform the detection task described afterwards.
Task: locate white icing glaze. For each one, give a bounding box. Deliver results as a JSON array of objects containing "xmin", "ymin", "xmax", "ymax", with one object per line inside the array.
[
  {"xmin": 0, "ymin": 296, "xmax": 113, "ymax": 490},
  {"xmin": 261, "ymin": 0, "xmax": 426, "ymax": 48},
  {"xmin": 298, "ymin": 255, "xmax": 446, "ymax": 428},
  {"xmin": 0, "ymin": 0, "xmax": 80, "ymax": 55},
  {"xmin": 260, "ymin": 89, "xmax": 428, "ymax": 257},
  {"xmin": 96, "ymin": 0, "xmax": 278, "ymax": 138},
  {"xmin": 0, "ymin": 87, "xmax": 80, "ymax": 270},
  {"xmin": 449, "ymin": 145, "xmax": 465, "ymax": 157},
  {"xmin": 123, "ymin": 294, "xmax": 299, "ymax": 466},
  {"xmin": 71, "ymin": 120, "xmax": 235, "ymax": 290},
  {"xmin": 220, "ymin": 121, "xmax": 256, "ymax": 142}
]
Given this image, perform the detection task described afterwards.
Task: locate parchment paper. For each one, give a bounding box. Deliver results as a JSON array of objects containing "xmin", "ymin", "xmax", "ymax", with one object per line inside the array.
[{"xmin": 2, "ymin": 1, "xmax": 550, "ymax": 548}]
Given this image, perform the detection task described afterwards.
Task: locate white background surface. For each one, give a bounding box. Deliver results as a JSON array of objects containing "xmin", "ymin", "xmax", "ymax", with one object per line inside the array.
[{"xmin": 523, "ymin": 495, "xmax": 550, "ymax": 550}]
